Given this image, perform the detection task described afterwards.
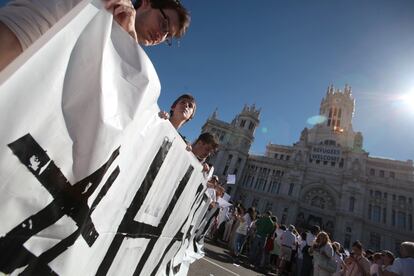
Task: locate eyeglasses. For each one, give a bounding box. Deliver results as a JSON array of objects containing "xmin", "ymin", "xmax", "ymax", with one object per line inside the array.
[{"xmin": 159, "ymin": 8, "xmax": 172, "ymax": 46}]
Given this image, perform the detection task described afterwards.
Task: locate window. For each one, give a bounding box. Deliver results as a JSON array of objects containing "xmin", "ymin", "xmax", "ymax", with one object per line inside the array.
[
  {"xmin": 397, "ymin": 212, "xmax": 406, "ymax": 229},
  {"xmin": 390, "ymin": 171, "xmax": 395, "ymax": 179},
  {"xmin": 262, "ymin": 180, "xmax": 267, "ymax": 191},
  {"xmin": 222, "ymin": 165, "xmax": 229, "ymax": 176},
  {"xmin": 327, "ymin": 119, "xmax": 331, "ymax": 126},
  {"xmin": 276, "ymin": 182, "xmax": 282, "ymax": 194},
  {"xmin": 331, "ymin": 162, "xmax": 336, "ymax": 167},
  {"xmin": 399, "ymin": 196, "xmax": 406, "ymax": 204},
  {"xmin": 392, "ymin": 210, "xmax": 396, "ymax": 226},
  {"xmin": 384, "ymin": 193, "xmax": 388, "ymax": 199},
  {"xmin": 249, "ymin": 121, "xmax": 254, "ymax": 130},
  {"xmin": 369, "ymin": 232, "xmax": 381, "ymax": 251},
  {"xmin": 323, "ymin": 161, "xmax": 328, "ymax": 165},
  {"xmin": 368, "ymin": 204, "xmax": 372, "ymax": 220},
  {"xmin": 252, "ymin": 198, "xmax": 259, "ymax": 208},
  {"xmin": 370, "ymin": 169, "xmax": 375, "ymax": 176},
  {"xmin": 286, "ymin": 155, "xmax": 290, "ymax": 161},
  {"xmin": 339, "ymin": 159, "xmax": 344, "ymax": 168},
  {"xmin": 344, "ymin": 234, "xmax": 351, "ymax": 249},
  {"xmin": 240, "ymin": 120, "xmax": 246, "ymax": 127},
  {"xmin": 338, "ymin": 108, "xmax": 342, "ymax": 118},
  {"xmin": 409, "ymin": 198, "xmax": 413, "ymax": 204},
  {"xmin": 226, "ymin": 154, "xmax": 233, "ymax": 164},
  {"xmin": 383, "ymin": 208, "xmax": 387, "ymax": 224},
  {"xmin": 274, "ymin": 153, "xmax": 279, "ymax": 159},
  {"xmin": 370, "ymin": 190, "xmax": 373, "ymax": 196},
  {"xmin": 288, "ymin": 183, "xmax": 294, "ymax": 196},
  {"xmin": 379, "ymin": 170, "xmax": 385, "ymax": 177},
  {"xmin": 375, "ymin": 191, "xmax": 382, "ymax": 198},
  {"xmin": 393, "ymin": 194, "xmax": 396, "ymax": 201},
  {"xmin": 409, "ymin": 214, "xmax": 413, "ymax": 231},
  {"xmin": 349, "ymin": 197, "xmax": 355, "ymax": 212},
  {"xmin": 280, "ymin": 154, "xmax": 284, "ymax": 160},
  {"xmin": 265, "ymin": 202, "xmax": 273, "ymax": 212},
  {"xmin": 373, "ymin": 206, "xmax": 381, "ymax": 223},
  {"xmin": 254, "ymin": 178, "xmax": 260, "ymax": 189}
]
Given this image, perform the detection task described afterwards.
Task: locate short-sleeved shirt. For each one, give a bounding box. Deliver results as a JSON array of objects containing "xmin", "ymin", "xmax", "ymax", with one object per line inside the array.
[
  {"xmin": 386, "ymin": 257, "xmax": 414, "ymax": 276},
  {"xmin": 281, "ymin": 230, "xmax": 297, "ymax": 249},
  {"xmin": 0, "ymin": 0, "xmax": 82, "ymax": 50}
]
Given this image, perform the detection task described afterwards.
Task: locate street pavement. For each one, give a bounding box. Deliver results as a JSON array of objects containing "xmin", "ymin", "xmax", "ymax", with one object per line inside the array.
[{"xmin": 188, "ymin": 240, "xmax": 277, "ymax": 276}]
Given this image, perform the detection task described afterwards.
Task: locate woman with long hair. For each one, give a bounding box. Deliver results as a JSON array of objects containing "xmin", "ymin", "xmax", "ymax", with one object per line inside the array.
[{"xmin": 310, "ymin": 231, "xmax": 335, "ymax": 276}]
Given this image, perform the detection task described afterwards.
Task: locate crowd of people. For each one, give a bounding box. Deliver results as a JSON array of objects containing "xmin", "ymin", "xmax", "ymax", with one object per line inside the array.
[{"xmin": 206, "ymin": 202, "xmax": 414, "ymax": 276}]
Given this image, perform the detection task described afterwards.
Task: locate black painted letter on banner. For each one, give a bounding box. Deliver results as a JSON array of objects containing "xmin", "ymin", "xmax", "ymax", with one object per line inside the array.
[{"xmin": 0, "ymin": 134, "xmax": 120, "ymax": 275}]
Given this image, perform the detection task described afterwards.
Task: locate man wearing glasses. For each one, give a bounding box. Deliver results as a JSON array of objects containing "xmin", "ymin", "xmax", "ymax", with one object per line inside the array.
[{"xmin": 0, "ymin": 0, "xmax": 190, "ymax": 71}]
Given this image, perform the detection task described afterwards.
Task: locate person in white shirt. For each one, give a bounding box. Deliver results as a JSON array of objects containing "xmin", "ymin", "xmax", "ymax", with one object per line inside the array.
[
  {"xmin": 279, "ymin": 225, "xmax": 297, "ymax": 274},
  {"xmin": 0, "ymin": 0, "xmax": 191, "ymax": 71},
  {"xmin": 233, "ymin": 207, "xmax": 255, "ymax": 257},
  {"xmin": 296, "ymin": 232, "xmax": 307, "ymax": 276},
  {"xmin": 301, "ymin": 225, "xmax": 320, "ymax": 276},
  {"xmin": 383, "ymin": 241, "xmax": 414, "ymax": 276},
  {"xmin": 370, "ymin": 252, "xmax": 383, "ymax": 276}
]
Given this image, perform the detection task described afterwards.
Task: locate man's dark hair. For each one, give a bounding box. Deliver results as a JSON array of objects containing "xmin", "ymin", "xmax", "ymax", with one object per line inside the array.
[
  {"xmin": 195, "ymin": 132, "xmax": 219, "ymax": 150},
  {"xmin": 352, "ymin": 240, "xmax": 363, "ymax": 250},
  {"xmin": 280, "ymin": 224, "xmax": 287, "ymax": 231},
  {"xmin": 134, "ymin": 0, "xmax": 190, "ymax": 37},
  {"xmin": 310, "ymin": 225, "xmax": 320, "ymax": 235},
  {"xmin": 170, "ymin": 94, "xmax": 196, "ymax": 120}
]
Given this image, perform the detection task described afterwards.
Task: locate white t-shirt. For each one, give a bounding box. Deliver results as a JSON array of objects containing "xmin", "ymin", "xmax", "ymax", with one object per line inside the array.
[
  {"xmin": 236, "ymin": 214, "xmax": 251, "ymax": 235},
  {"xmin": 386, "ymin": 257, "xmax": 414, "ymax": 276},
  {"xmin": 297, "ymin": 239, "xmax": 306, "ymax": 259},
  {"xmin": 281, "ymin": 230, "xmax": 297, "ymax": 249},
  {"xmin": 0, "ymin": 0, "xmax": 82, "ymax": 50},
  {"xmin": 306, "ymin": 232, "xmax": 316, "ymax": 246},
  {"xmin": 370, "ymin": 263, "xmax": 380, "ymax": 276}
]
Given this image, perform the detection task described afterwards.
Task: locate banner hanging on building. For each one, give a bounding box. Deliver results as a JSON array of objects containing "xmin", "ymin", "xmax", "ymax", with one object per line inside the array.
[{"xmin": 0, "ymin": 0, "xmax": 209, "ymax": 275}]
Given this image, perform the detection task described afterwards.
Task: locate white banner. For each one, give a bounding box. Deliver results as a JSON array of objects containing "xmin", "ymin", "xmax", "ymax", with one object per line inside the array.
[{"xmin": 0, "ymin": 0, "xmax": 208, "ymax": 275}]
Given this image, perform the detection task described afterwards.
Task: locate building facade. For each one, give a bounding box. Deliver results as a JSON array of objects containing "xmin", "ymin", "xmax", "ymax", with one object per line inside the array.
[{"xmin": 202, "ymin": 84, "xmax": 414, "ymax": 252}]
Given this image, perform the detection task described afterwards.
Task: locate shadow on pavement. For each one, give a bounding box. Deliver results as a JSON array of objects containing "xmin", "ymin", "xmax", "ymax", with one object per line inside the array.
[{"xmin": 204, "ymin": 240, "xmax": 273, "ymax": 275}]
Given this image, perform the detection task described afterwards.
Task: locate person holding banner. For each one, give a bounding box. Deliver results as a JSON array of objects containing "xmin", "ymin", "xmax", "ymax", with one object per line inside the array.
[
  {"xmin": 0, "ymin": 0, "xmax": 190, "ymax": 71},
  {"xmin": 191, "ymin": 132, "xmax": 219, "ymax": 172},
  {"xmin": 159, "ymin": 93, "xmax": 196, "ymax": 130}
]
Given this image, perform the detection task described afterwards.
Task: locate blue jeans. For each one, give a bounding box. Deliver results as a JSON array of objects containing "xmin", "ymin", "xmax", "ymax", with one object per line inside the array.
[
  {"xmin": 249, "ymin": 234, "xmax": 267, "ymax": 266},
  {"xmin": 233, "ymin": 233, "xmax": 246, "ymax": 256}
]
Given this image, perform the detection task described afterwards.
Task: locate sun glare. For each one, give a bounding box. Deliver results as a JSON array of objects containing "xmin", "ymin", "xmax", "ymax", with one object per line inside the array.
[{"xmin": 400, "ymin": 92, "xmax": 414, "ymax": 107}]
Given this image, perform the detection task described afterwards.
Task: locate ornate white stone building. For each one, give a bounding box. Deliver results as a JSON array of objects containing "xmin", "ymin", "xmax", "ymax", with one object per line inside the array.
[{"xmin": 202, "ymin": 84, "xmax": 414, "ymax": 252}]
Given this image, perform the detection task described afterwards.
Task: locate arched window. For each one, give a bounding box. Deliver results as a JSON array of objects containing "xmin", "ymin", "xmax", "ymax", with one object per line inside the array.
[{"xmin": 349, "ymin": 197, "xmax": 355, "ymax": 212}]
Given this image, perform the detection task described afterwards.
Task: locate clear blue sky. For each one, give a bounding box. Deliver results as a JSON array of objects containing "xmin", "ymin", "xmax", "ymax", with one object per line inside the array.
[{"xmin": 1, "ymin": 0, "xmax": 414, "ymax": 161}]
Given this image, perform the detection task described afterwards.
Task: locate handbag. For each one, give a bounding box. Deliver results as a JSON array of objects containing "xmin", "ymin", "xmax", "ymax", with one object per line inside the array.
[
  {"xmin": 265, "ymin": 236, "xmax": 274, "ymax": 252},
  {"xmin": 316, "ymin": 250, "xmax": 337, "ymax": 273}
]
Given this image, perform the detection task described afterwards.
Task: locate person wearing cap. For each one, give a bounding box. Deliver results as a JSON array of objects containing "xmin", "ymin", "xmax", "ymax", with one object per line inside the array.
[
  {"xmin": 0, "ymin": 0, "xmax": 191, "ymax": 71},
  {"xmin": 381, "ymin": 250, "xmax": 395, "ymax": 271},
  {"xmin": 248, "ymin": 210, "xmax": 275, "ymax": 267}
]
